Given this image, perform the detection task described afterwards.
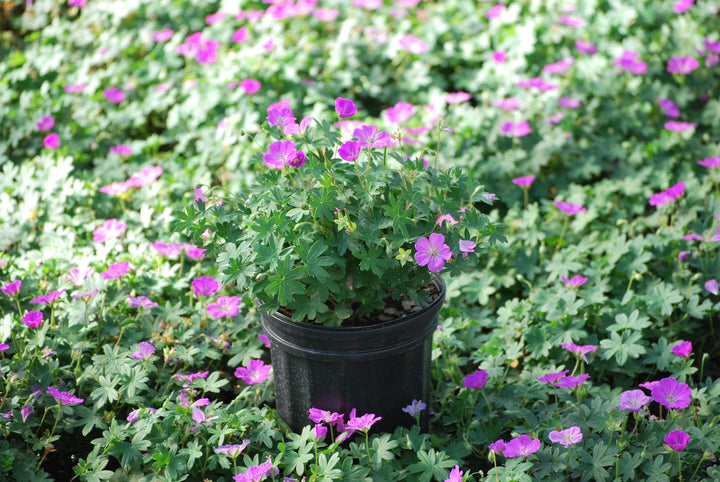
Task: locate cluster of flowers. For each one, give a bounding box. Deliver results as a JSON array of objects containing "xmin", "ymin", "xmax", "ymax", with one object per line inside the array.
[
  {"xmin": 98, "ymin": 165, "xmax": 164, "ymax": 196},
  {"xmin": 308, "ymin": 407, "xmax": 382, "ymax": 445}
]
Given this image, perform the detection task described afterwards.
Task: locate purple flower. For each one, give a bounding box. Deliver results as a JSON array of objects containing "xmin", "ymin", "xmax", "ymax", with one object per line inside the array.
[
  {"xmin": 492, "ymin": 50, "xmax": 507, "ymax": 63},
  {"xmin": 536, "ymin": 370, "xmax": 569, "ymax": 384},
  {"xmin": 23, "ymin": 311, "xmax": 43, "ymax": 328},
  {"xmin": 546, "ymin": 112, "xmax": 565, "ymax": 124},
  {"xmin": 65, "ymin": 83, "xmax": 87, "ymax": 93},
  {"xmin": 346, "ymin": 412, "xmax": 382, "ymax": 432},
  {"xmin": 446, "ymin": 92, "xmax": 472, "ymax": 104},
  {"xmin": 46, "ymin": 386, "xmax": 84, "ymax": 405},
  {"xmin": 673, "ymin": 0, "xmax": 694, "ymax": 13},
  {"xmin": 489, "ymin": 439, "xmax": 506, "ymax": 454},
  {"xmin": 309, "ymin": 408, "xmax": 343, "ymax": 425},
  {"xmin": 559, "ymin": 15, "xmax": 585, "ymax": 27},
  {"xmin": 651, "ymin": 377, "xmax": 692, "ymax": 409},
  {"xmin": 543, "ymin": 58, "xmax": 574, "ymax": 76},
  {"xmin": 289, "ymin": 151, "xmax": 306, "ymax": 168},
  {"xmin": 575, "ymin": 39, "xmax": 597, "ymax": 54},
  {"xmin": 512, "ymin": 175, "xmax": 535, "ymax": 187},
  {"xmin": 233, "ymin": 461, "xmax": 274, "ymax": 482},
  {"xmin": 402, "ymin": 399, "xmax": 427, "ymax": 416},
  {"xmin": 665, "ymin": 430, "xmax": 690, "ymax": 450},
  {"xmin": 263, "ymin": 140, "xmax": 297, "ymax": 169},
  {"xmin": 127, "ymin": 408, "xmax": 141, "ymax": 423},
  {"xmin": 705, "ymin": 279, "xmax": 719, "ymax": 295},
  {"xmin": 503, "ymin": 434, "xmax": 541, "ymax": 458},
  {"xmin": 174, "ymin": 371, "xmax": 209, "ymax": 387},
  {"xmin": 548, "ymin": 426, "xmax": 583, "ymax": 447},
  {"xmin": 126, "ymin": 295, "xmax": 158, "ymax": 310},
  {"xmin": 131, "ymin": 342, "xmax": 155, "ymax": 360},
  {"xmin": 414, "ymin": 233, "xmax": 452, "ymax": 272},
  {"xmin": 398, "ymin": 34, "xmax": 429, "ymax": 54},
  {"xmin": 553, "ymin": 374, "xmax": 591, "ymax": 389},
  {"xmin": 214, "ymin": 440, "xmax": 250, "ymax": 457},
  {"xmin": 258, "ymin": 334, "xmax": 271, "ymax": 348},
  {"xmin": 683, "ymin": 233, "xmax": 703, "ymax": 242},
  {"xmin": 0, "ymin": 343, "xmax": 8, "ymax": 351},
  {"xmin": 240, "ymin": 79, "xmax": 261, "ymax": 95},
  {"xmin": 559, "ymin": 341, "xmax": 597, "ymax": 361},
  {"xmin": 561, "ymin": 275, "xmax": 588, "ymax": 288},
  {"xmin": 501, "ymin": 121, "xmax": 531, "ymax": 137},
  {"xmin": 614, "ymin": 51, "xmax": 647, "ymax": 75},
  {"xmin": 207, "ymin": 296, "xmax": 241, "ymax": 318},
  {"xmin": 493, "ymin": 97, "xmax": 522, "ymax": 110},
  {"xmin": 1, "ymin": 280, "xmax": 21, "ymax": 296},
  {"xmin": 385, "ymin": 102, "xmax": 414, "ymax": 124},
  {"xmin": 192, "ymin": 276, "xmax": 221, "ymax": 297},
  {"xmin": 649, "ymin": 182, "xmax": 686, "ymax": 206},
  {"xmin": 93, "ymin": 218, "xmax": 127, "ymax": 243},
  {"xmin": 152, "ymin": 29, "xmax": 174, "ymax": 42},
  {"xmin": 698, "ymin": 157, "xmax": 720, "ymax": 168},
  {"xmin": 231, "ymin": 26, "xmax": 248, "ymax": 43},
  {"xmin": 31, "ymin": 289, "xmax": 65, "ymax": 305},
  {"xmin": 678, "ymin": 251, "xmax": 690, "ymax": 262},
  {"xmin": 337, "ymin": 140, "xmax": 361, "ymax": 162},
  {"xmin": 657, "ymin": 98, "xmax": 680, "ymax": 118},
  {"xmin": 459, "ymin": 240, "xmax": 476, "ymax": 257},
  {"xmin": 672, "ymin": 341, "xmax": 692, "ymax": 358},
  {"xmin": 44, "ymin": 133, "xmax": 59, "ymax": 149},
  {"xmin": 99, "ymin": 181, "xmax": 129, "ymax": 196},
  {"xmin": 667, "ymin": 57, "xmax": 699, "ymax": 74},
  {"xmin": 21, "ymin": 404, "xmax": 33, "ymax": 422},
  {"xmin": 353, "ymin": 124, "xmax": 393, "ymax": 148},
  {"xmin": 235, "ymin": 359, "xmax": 271, "ymax": 384},
  {"xmin": 618, "ymin": 389, "xmax": 652, "ymax": 412},
  {"xmin": 335, "ymin": 97, "xmax": 357, "ymax": 118},
  {"xmin": 267, "ymin": 106, "xmax": 296, "ymax": 127},
  {"xmin": 37, "ymin": 115, "xmax": 55, "ymax": 131},
  {"xmin": 554, "ymin": 200, "xmax": 587, "ymax": 215},
  {"xmin": 464, "ymin": 370, "xmax": 488, "ymax": 389},
  {"xmin": 486, "ymin": 4, "xmax": 506, "ymax": 19},
  {"xmin": 314, "ymin": 424, "xmax": 328, "ymax": 442},
  {"xmin": 127, "ymin": 165, "xmax": 163, "ymax": 187},
  {"xmin": 101, "ymin": 261, "xmax": 130, "ymax": 280},
  {"xmin": 445, "ymin": 465, "xmax": 464, "ymax": 482},
  {"xmin": 558, "ymin": 97, "xmax": 581, "ymax": 109},
  {"xmin": 664, "ymin": 121, "xmax": 696, "ymax": 133},
  {"xmin": 103, "ymin": 87, "xmax": 125, "ymax": 104}
]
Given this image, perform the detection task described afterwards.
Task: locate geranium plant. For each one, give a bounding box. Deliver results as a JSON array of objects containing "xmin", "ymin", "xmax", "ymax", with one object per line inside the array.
[{"xmin": 174, "ymin": 98, "xmax": 505, "ymax": 326}]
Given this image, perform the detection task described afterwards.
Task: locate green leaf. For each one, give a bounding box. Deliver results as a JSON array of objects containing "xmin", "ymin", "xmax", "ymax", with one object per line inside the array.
[
  {"xmin": 406, "ymin": 450, "xmax": 457, "ymax": 482},
  {"xmin": 600, "ymin": 331, "xmax": 647, "ymax": 366},
  {"xmin": 295, "ymin": 240, "xmax": 334, "ymax": 283},
  {"xmin": 606, "ymin": 309, "xmax": 651, "ymax": 332},
  {"xmin": 289, "ymin": 290, "xmax": 329, "ymax": 321}
]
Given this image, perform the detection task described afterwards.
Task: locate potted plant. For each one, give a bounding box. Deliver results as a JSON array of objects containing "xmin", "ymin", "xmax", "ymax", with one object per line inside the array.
[{"xmin": 174, "ymin": 97, "xmax": 505, "ymax": 433}]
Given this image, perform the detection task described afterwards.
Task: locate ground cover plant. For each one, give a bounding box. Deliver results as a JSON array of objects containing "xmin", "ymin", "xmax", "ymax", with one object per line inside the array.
[{"xmin": 1, "ymin": 0, "xmax": 720, "ymax": 480}]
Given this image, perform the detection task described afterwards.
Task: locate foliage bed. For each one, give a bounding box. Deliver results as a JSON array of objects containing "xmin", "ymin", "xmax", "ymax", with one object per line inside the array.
[{"xmin": 1, "ymin": 0, "xmax": 720, "ymax": 480}]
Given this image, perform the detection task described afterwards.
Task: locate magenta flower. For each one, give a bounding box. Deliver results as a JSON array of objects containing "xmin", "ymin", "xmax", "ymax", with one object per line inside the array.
[
  {"xmin": 618, "ymin": 389, "xmax": 652, "ymax": 411},
  {"xmin": 313, "ymin": 8, "xmax": 339, "ymax": 21},
  {"xmin": 0, "ymin": 343, "xmax": 8, "ymax": 351},
  {"xmin": 459, "ymin": 240, "xmax": 476, "ymax": 257},
  {"xmin": 314, "ymin": 424, "xmax": 328, "ymax": 442},
  {"xmin": 46, "ymin": 386, "xmax": 83, "ymax": 405},
  {"xmin": 614, "ymin": 51, "xmax": 647, "ymax": 75},
  {"xmin": 289, "ymin": 151, "xmax": 306, "ymax": 168},
  {"xmin": 445, "ymin": 465, "xmax": 464, "ymax": 482},
  {"xmin": 512, "ymin": 175, "xmax": 535, "ymax": 188},
  {"xmin": 103, "ymin": 87, "xmax": 125, "ymax": 103},
  {"xmin": 492, "ymin": 50, "xmax": 507, "ymax": 63},
  {"xmin": 37, "ymin": 116, "xmax": 55, "ymax": 131},
  {"xmin": 651, "ymin": 377, "xmax": 692, "ymax": 409},
  {"xmin": 309, "ymin": 408, "xmax": 343, "ymax": 425},
  {"xmin": 338, "ymin": 141, "xmax": 362, "ymax": 162},
  {"xmin": 231, "ymin": 26, "xmax": 248, "ymax": 43},
  {"xmin": 664, "ymin": 121, "xmax": 696, "ymax": 133},
  {"xmin": 385, "ymin": 101, "xmax": 414, "ymax": 124},
  {"xmin": 174, "ymin": 371, "xmax": 209, "ymax": 387},
  {"xmin": 665, "ymin": 430, "xmax": 690, "ymax": 450},
  {"xmin": 131, "ymin": 342, "xmax": 155, "ymax": 360},
  {"xmin": 639, "ymin": 380, "xmax": 661, "ymax": 391},
  {"xmin": 335, "ymin": 97, "xmax": 357, "ymax": 118},
  {"xmin": 240, "ymin": 79, "xmax": 261, "ymax": 95},
  {"xmin": 233, "ymin": 461, "xmax": 273, "ymax": 482},
  {"xmin": 126, "ymin": 295, "xmax": 158, "ymax": 309},
  {"xmin": 553, "ymin": 374, "xmax": 590, "ymax": 389},
  {"xmin": 486, "ymin": 4, "xmax": 506, "ymax": 18},
  {"xmin": 398, "ymin": 34, "xmax": 429, "ymax": 54},
  {"xmin": 698, "ymin": 157, "xmax": 720, "ymax": 168},
  {"xmin": 657, "ymin": 98, "xmax": 680, "ymax": 118},
  {"xmin": 543, "ymin": 58, "xmax": 574, "ymax": 76},
  {"xmin": 559, "ymin": 341, "xmax": 597, "ymax": 361},
  {"xmin": 31, "ymin": 289, "xmax": 65, "ymax": 305},
  {"xmin": 101, "ymin": 261, "xmax": 130, "ymax": 280},
  {"xmin": 402, "ymin": 399, "xmax": 427, "ymax": 416},
  {"xmin": 561, "ymin": 275, "xmax": 588, "ymax": 288},
  {"xmin": 2, "ymin": 280, "xmax": 21, "ymax": 296},
  {"xmin": 446, "ymin": 91, "xmax": 472, "ymax": 104},
  {"xmin": 68, "ymin": 0, "xmax": 86, "ymax": 7},
  {"xmin": 503, "ymin": 434, "xmax": 541, "ymax": 458},
  {"xmin": 192, "ymin": 276, "xmax": 221, "ymax": 297},
  {"xmin": 23, "ymin": 311, "xmax": 43, "ymax": 328},
  {"xmin": 353, "ymin": 124, "xmax": 393, "ymax": 148},
  {"xmin": 705, "ymin": 279, "xmax": 719, "ymax": 295},
  {"xmin": 44, "ymin": 133, "xmax": 59, "ymax": 149},
  {"xmin": 207, "ymin": 296, "xmax": 241, "ymax": 318},
  {"xmin": 267, "ymin": 106, "xmax": 296, "ymax": 127},
  {"xmin": 263, "ymin": 140, "xmax": 297, "ymax": 169},
  {"xmin": 258, "ymin": 334, "xmax": 271, "ymax": 348},
  {"xmin": 99, "ymin": 181, "xmax": 129, "ymax": 196},
  {"xmin": 501, "ymin": 121, "xmax": 531, "ymax": 137},
  {"xmin": 109, "ymin": 144, "xmax": 133, "ymax": 156},
  {"xmin": 673, "ymin": 0, "xmax": 694, "ymax": 13},
  {"xmin": 546, "ymin": 112, "xmax": 565, "ymax": 124},
  {"xmin": 678, "ymin": 251, "xmax": 690, "ymax": 262},
  {"xmin": 705, "ymin": 38, "xmax": 720, "ymax": 54},
  {"xmin": 21, "ymin": 404, "xmax": 33, "ymax": 422},
  {"xmin": 536, "ymin": 369, "xmax": 569, "ymax": 384},
  {"xmin": 489, "ymin": 439, "xmax": 506, "ymax": 454},
  {"xmin": 672, "ymin": 341, "xmax": 692, "ymax": 358},
  {"xmin": 414, "ymin": 233, "xmax": 452, "ymax": 272},
  {"xmin": 667, "ymin": 56, "xmax": 699, "ymax": 74},
  {"xmin": 554, "ymin": 200, "xmax": 586, "ymax": 215},
  {"xmin": 548, "ymin": 426, "xmax": 583, "ymax": 448},
  {"xmin": 127, "ymin": 165, "xmax": 163, "ymax": 187},
  {"xmin": 152, "ymin": 29, "xmax": 174, "ymax": 42},
  {"xmin": 93, "ymin": 218, "xmax": 127, "ymax": 243},
  {"xmin": 649, "ymin": 182, "xmax": 685, "ymax": 206},
  {"xmin": 575, "ymin": 39, "xmax": 597, "ymax": 54},
  {"xmin": 493, "ymin": 97, "xmax": 522, "ymax": 110},
  {"xmin": 214, "ymin": 441, "xmax": 250, "ymax": 457},
  {"xmin": 558, "ymin": 97, "xmax": 581, "ymax": 109},
  {"xmin": 235, "ymin": 359, "xmax": 272, "ymax": 384},
  {"xmin": 346, "ymin": 412, "xmax": 382, "ymax": 432},
  {"xmin": 464, "ymin": 370, "xmax": 489, "ymax": 389},
  {"xmin": 559, "ymin": 15, "xmax": 585, "ymax": 27}
]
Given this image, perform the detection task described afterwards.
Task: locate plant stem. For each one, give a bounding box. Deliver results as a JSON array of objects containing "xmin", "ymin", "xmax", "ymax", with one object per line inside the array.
[{"xmin": 35, "ymin": 405, "xmax": 62, "ymax": 472}]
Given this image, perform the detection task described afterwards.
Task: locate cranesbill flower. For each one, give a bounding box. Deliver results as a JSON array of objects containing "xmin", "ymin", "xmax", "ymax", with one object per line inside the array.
[
  {"xmin": 353, "ymin": 124, "xmax": 393, "ymax": 148},
  {"xmin": 414, "ymin": 233, "xmax": 452, "ymax": 272},
  {"xmin": 554, "ymin": 200, "xmax": 586, "ymax": 215},
  {"xmin": 93, "ymin": 218, "xmax": 127, "ymax": 243},
  {"xmin": 698, "ymin": 157, "xmax": 720, "ymax": 168},
  {"xmin": 0, "ymin": 343, "xmax": 8, "ymax": 351},
  {"xmin": 214, "ymin": 440, "xmax": 250, "ymax": 457},
  {"xmin": 559, "ymin": 341, "xmax": 597, "ymax": 361},
  {"xmin": 231, "ymin": 26, "xmax": 248, "ymax": 43},
  {"xmin": 207, "ymin": 296, "xmax": 241, "ymax": 318},
  {"xmin": 101, "ymin": 261, "xmax": 130, "ymax": 280},
  {"xmin": 558, "ymin": 97, "xmax": 581, "ymax": 109},
  {"xmin": 501, "ymin": 121, "xmax": 531, "ymax": 137},
  {"xmin": 559, "ymin": 15, "xmax": 585, "ymax": 27},
  {"xmin": 309, "ymin": 408, "xmax": 343, "ymax": 425},
  {"xmin": 65, "ymin": 83, "xmax": 87, "ymax": 93},
  {"xmin": 503, "ymin": 434, "xmax": 541, "ymax": 458},
  {"xmin": 152, "ymin": 29, "xmax": 174, "ymax": 42},
  {"xmin": 548, "ymin": 426, "xmax": 583, "ymax": 447},
  {"xmin": 68, "ymin": 0, "xmax": 87, "ymax": 7},
  {"xmin": 672, "ymin": 341, "xmax": 692, "ymax": 358},
  {"xmin": 174, "ymin": 371, "xmax": 209, "ymax": 387},
  {"xmin": 338, "ymin": 141, "xmax": 361, "ymax": 162},
  {"xmin": 267, "ymin": 106, "xmax": 296, "ymax": 127},
  {"xmin": 665, "ymin": 430, "xmax": 690, "ymax": 450},
  {"xmin": 651, "ymin": 377, "xmax": 692, "ymax": 409},
  {"xmin": 575, "ymin": 39, "xmax": 597, "ymax": 54},
  {"xmin": 31, "ymin": 289, "xmax": 65, "ymax": 305},
  {"xmin": 561, "ymin": 275, "xmax": 588, "ymax": 288},
  {"xmin": 446, "ymin": 91, "xmax": 472, "ymax": 104},
  {"xmin": 44, "ymin": 133, "xmax": 59, "ymax": 149},
  {"xmin": 109, "ymin": 144, "xmax": 132, "ymax": 156},
  {"xmin": 313, "ymin": 8, "xmax": 339, "ymax": 21},
  {"xmin": 235, "ymin": 359, "xmax": 271, "ymax": 384},
  {"xmin": 512, "ymin": 175, "xmax": 535, "ymax": 188},
  {"xmin": 398, "ymin": 34, "xmax": 429, "ymax": 54},
  {"xmin": 494, "ymin": 97, "xmax": 522, "ymax": 110},
  {"xmin": 23, "ymin": 311, "xmax": 43, "ymax": 328},
  {"xmin": 673, "ymin": 0, "xmax": 694, "ymax": 13},
  {"xmin": 486, "ymin": 4, "xmax": 506, "ymax": 18},
  {"xmin": 127, "ymin": 165, "xmax": 163, "ymax": 187},
  {"xmin": 335, "ymin": 97, "xmax": 357, "ymax": 118},
  {"xmin": 46, "ymin": 386, "xmax": 84, "ymax": 405},
  {"xmin": 664, "ymin": 121, "xmax": 696, "ymax": 133},
  {"xmin": 2, "ymin": 280, "xmax": 22, "ymax": 296},
  {"xmin": 233, "ymin": 461, "xmax": 274, "ymax": 482},
  {"xmin": 151, "ymin": 241, "xmax": 182, "ymax": 257},
  {"xmin": 258, "ymin": 334, "xmax": 271, "ymax": 348},
  {"xmin": 445, "ymin": 465, "xmax": 464, "ymax": 482},
  {"xmin": 543, "ymin": 58, "xmax": 574, "ymax": 76},
  {"xmin": 705, "ymin": 279, "xmax": 719, "ymax": 295},
  {"xmin": 536, "ymin": 370, "xmax": 569, "ymax": 384},
  {"xmin": 649, "ymin": 182, "xmax": 686, "ymax": 206},
  {"xmin": 385, "ymin": 102, "xmax": 414, "ymax": 124},
  {"xmin": 618, "ymin": 389, "xmax": 652, "ymax": 411},
  {"xmin": 103, "ymin": 88, "xmax": 125, "ymax": 103},
  {"xmin": 554, "ymin": 374, "xmax": 591, "ymax": 389},
  {"xmin": 614, "ymin": 51, "xmax": 647, "ymax": 75},
  {"xmin": 37, "ymin": 116, "xmax": 55, "ymax": 131},
  {"xmin": 263, "ymin": 140, "xmax": 297, "ymax": 169},
  {"xmin": 546, "ymin": 112, "xmax": 565, "ymax": 124},
  {"xmin": 683, "ymin": 233, "xmax": 703, "ymax": 242},
  {"xmin": 464, "ymin": 370, "xmax": 488, "ymax": 389},
  {"xmin": 489, "ymin": 439, "xmax": 505, "ymax": 454},
  {"xmin": 132, "ymin": 341, "xmax": 155, "ymax": 360},
  {"xmin": 99, "ymin": 181, "xmax": 129, "ymax": 196},
  {"xmin": 21, "ymin": 404, "xmax": 33, "ymax": 422},
  {"xmin": 667, "ymin": 57, "xmax": 699, "ymax": 74},
  {"xmin": 492, "ymin": 50, "xmax": 507, "ymax": 63},
  {"xmin": 192, "ymin": 276, "xmax": 221, "ymax": 297},
  {"xmin": 346, "ymin": 412, "xmax": 382, "ymax": 432},
  {"xmin": 240, "ymin": 79, "xmax": 261, "ymax": 95},
  {"xmin": 314, "ymin": 423, "xmax": 328, "ymax": 442},
  {"xmin": 289, "ymin": 151, "xmax": 306, "ymax": 168},
  {"xmin": 678, "ymin": 251, "xmax": 690, "ymax": 262},
  {"xmin": 657, "ymin": 98, "xmax": 680, "ymax": 118},
  {"xmin": 402, "ymin": 399, "xmax": 427, "ymax": 416},
  {"xmin": 459, "ymin": 240, "xmax": 476, "ymax": 257}
]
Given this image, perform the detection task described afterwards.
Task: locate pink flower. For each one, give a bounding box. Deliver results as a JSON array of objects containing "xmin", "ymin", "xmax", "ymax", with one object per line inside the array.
[
  {"xmin": 546, "ymin": 112, "xmax": 565, "ymax": 124},
  {"xmin": 704, "ymin": 279, "xmax": 718, "ymax": 295},
  {"xmin": 667, "ymin": 56, "xmax": 699, "ymax": 74},
  {"xmin": 258, "ymin": 334, "xmax": 271, "ymax": 348},
  {"xmin": 554, "ymin": 200, "xmax": 586, "ymax": 215},
  {"xmin": 313, "ymin": 8, "xmax": 339, "ymax": 21},
  {"xmin": 346, "ymin": 411, "xmax": 382, "ymax": 432},
  {"xmin": 37, "ymin": 116, "xmax": 55, "ymax": 131},
  {"xmin": 464, "ymin": 370, "xmax": 488, "ymax": 389},
  {"xmin": 263, "ymin": 140, "xmax": 297, "ymax": 169},
  {"xmin": 335, "ymin": 97, "xmax": 357, "ymax": 118},
  {"xmin": 131, "ymin": 341, "xmax": 155, "ymax": 360},
  {"xmin": 101, "ymin": 261, "xmax": 130, "ymax": 280},
  {"xmin": 352, "ymin": 124, "xmax": 393, "ymax": 148},
  {"xmin": 46, "ymin": 387, "xmax": 83, "ymax": 405},
  {"xmin": 207, "ymin": 296, "xmax": 241, "ymax": 318},
  {"xmin": 649, "ymin": 182, "xmax": 685, "ymax": 206},
  {"xmin": 618, "ymin": 389, "xmax": 652, "ymax": 411},
  {"xmin": 398, "ymin": 34, "xmax": 429, "ymax": 54},
  {"xmin": 558, "ymin": 97, "xmax": 581, "ymax": 109},
  {"xmin": 651, "ymin": 377, "xmax": 692, "ymax": 409},
  {"xmin": 553, "ymin": 374, "xmax": 590, "ymax": 389},
  {"xmin": 231, "ymin": 26, "xmax": 248, "ymax": 43},
  {"xmin": 267, "ymin": 106, "xmax": 296, "ymax": 126},
  {"xmin": 235, "ymin": 359, "xmax": 271, "ymax": 384},
  {"xmin": 536, "ymin": 369, "xmax": 569, "ymax": 384},
  {"xmin": 575, "ymin": 39, "xmax": 597, "ymax": 54},
  {"xmin": 446, "ymin": 91, "xmax": 472, "ymax": 104},
  {"xmin": 664, "ymin": 121, "xmax": 696, "ymax": 133},
  {"xmin": 445, "ymin": 465, "xmax": 463, "ymax": 482},
  {"xmin": 99, "ymin": 181, "xmax": 129, "ymax": 196},
  {"xmin": 493, "ymin": 97, "xmax": 522, "ymax": 110},
  {"xmin": 127, "ymin": 165, "xmax": 163, "ymax": 187},
  {"xmin": 501, "ymin": 121, "xmax": 531, "ymax": 137},
  {"xmin": 151, "ymin": 241, "xmax": 182, "ymax": 257},
  {"xmin": 672, "ymin": 341, "xmax": 692, "ymax": 358},
  {"xmin": 492, "ymin": 50, "xmax": 507, "ymax": 63},
  {"xmin": 93, "ymin": 218, "xmax": 127, "ymax": 243},
  {"xmin": 561, "ymin": 275, "xmax": 588, "ymax": 287},
  {"xmin": 559, "ymin": 341, "xmax": 597, "ymax": 362},
  {"xmin": 548, "ymin": 426, "xmax": 583, "ymax": 448},
  {"xmin": 489, "ymin": 439, "xmax": 506, "ymax": 454},
  {"xmin": 64, "ymin": 83, "xmax": 87, "ymax": 93},
  {"xmin": 205, "ymin": 11, "xmax": 225, "ymax": 24},
  {"xmin": 103, "ymin": 87, "xmax": 125, "ymax": 103},
  {"xmin": 516, "ymin": 77, "xmax": 558, "ymax": 91},
  {"xmin": 192, "ymin": 276, "xmax": 221, "ymax": 297},
  {"xmin": 414, "ymin": 233, "xmax": 452, "ymax": 272},
  {"xmin": 44, "ymin": 133, "xmax": 59, "ymax": 149},
  {"xmin": 559, "ymin": 15, "xmax": 585, "ymax": 27},
  {"xmin": 657, "ymin": 98, "xmax": 680, "ymax": 118},
  {"xmin": 240, "ymin": 79, "xmax": 261, "ymax": 95},
  {"xmin": 31, "ymin": 289, "xmax": 65, "ymax": 305},
  {"xmin": 152, "ymin": 29, "xmax": 174, "ymax": 42},
  {"xmin": 614, "ymin": 51, "xmax": 647, "ymax": 75},
  {"xmin": 503, "ymin": 435, "xmax": 541, "ymax": 458},
  {"xmin": 126, "ymin": 295, "xmax": 158, "ymax": 309},
  {"xmin": 665, "ymin": 430, "xmax": 690, "ymax": 450},
  {"xmin": 68, "ymin": 0, "xmax": 86, "ymax": 7},
  {"xmin": 1, "ymin": 280, "xmax": 21, "ymax": 296},
  {"xmin": 486, "ymin": 4, "xmax": 506, "ymax": 19},
  {"xmin": 698, "ymin": 157, "xmax": 720, "ymax": 168},
  {"xmin": 109, "ymin": 144, "xmax": 132, "ymax": 156},
  {"xmin": 543, "ymin": 58, "xmax": 574, "ymax": 76},
  {"xmin": 512, "ymin": 175, "xmax": 535, "ymax": 187},
  {"xmin": 385, "ymin": 101, "xmax": 414, "ymax": 124},
  {"xmin": 23, "ymin": 311, "xmax": 43, "ymax": 328},
  {"xmin": 704, "ymin": 38, "xmax": 720, "ymax": 54},
  {"xmin": 673, "ymin": 0, "xmax": 694, "ymax": 13}
]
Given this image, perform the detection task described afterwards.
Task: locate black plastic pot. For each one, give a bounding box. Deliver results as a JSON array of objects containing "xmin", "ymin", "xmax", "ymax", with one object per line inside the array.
[{"xmin": 261, "ymin": 278, "xmax": 445, "ymax": 434}]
